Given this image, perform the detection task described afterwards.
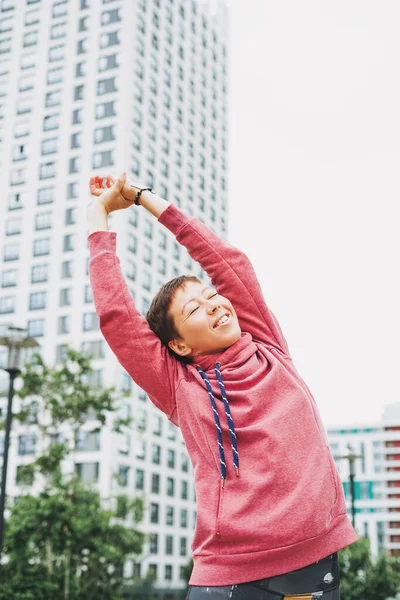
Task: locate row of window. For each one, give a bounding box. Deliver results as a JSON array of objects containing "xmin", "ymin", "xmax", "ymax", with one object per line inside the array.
[
  {"xmin": 139, "ymin": 562, "xmax": 186, "ymax": 583},
  {"xmin": 4, "ymin": 208, "xmax": 76, "ymax": 236},
  {"xmin": 1, "ymin": 263, "xmax": 92, "ymax": 288},
  {"xmin": 148, "ymin": 532, "xmax": 188, "ymax": 557}
]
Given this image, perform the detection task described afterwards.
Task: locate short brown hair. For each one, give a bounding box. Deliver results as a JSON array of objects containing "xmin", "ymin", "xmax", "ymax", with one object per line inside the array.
[{"xmin": 146, "ymin": 275, "xmax": 201, "ymax": 363}]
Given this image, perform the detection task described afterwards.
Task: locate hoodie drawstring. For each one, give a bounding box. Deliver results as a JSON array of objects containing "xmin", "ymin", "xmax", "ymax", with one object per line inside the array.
[{"xmin": 196, "ymin": 362, "xmax": 240, "ymax": 488}]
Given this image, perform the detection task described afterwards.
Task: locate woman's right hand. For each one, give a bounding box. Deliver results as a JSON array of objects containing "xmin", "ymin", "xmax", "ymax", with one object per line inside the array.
[{"xmin": 89, "ymin": 172, "xmax": 135, "ymax": 214}]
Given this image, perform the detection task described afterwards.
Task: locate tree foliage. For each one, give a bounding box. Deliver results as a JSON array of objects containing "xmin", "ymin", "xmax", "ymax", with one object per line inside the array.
[
  {"xmin": 0, "ymin": 349, "xmax": 146, "ymax": 600},
  {"xmin": 338, "ymin": 536, "xmax": 400, "ymax": 600}
]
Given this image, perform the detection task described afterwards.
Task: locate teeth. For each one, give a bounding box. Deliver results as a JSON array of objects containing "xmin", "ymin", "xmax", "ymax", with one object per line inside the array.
[{"xmin": 215, "ymin": 314, "xmax": 229, "ymax": 327}]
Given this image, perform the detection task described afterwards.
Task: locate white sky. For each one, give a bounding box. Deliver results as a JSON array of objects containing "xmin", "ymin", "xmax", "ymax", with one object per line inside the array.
[{"xmin": 228, "ymin": 1, "xmax": 400, "ymax": 426}]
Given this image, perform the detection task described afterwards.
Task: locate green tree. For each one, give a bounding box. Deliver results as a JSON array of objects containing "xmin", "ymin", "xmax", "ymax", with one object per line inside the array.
[
  {"xmin": 339, "ymin": 537, "xmax": 400, "ymax": 600},
  {"xmin": 0, "ymin": 349, "xmax": 146, "ymax": 600}
]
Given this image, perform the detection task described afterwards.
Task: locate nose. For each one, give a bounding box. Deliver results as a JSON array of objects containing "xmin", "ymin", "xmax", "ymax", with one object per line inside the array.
[{"xmin": 207, "ymin": 302, "xmax": 221, "ymax": 315}]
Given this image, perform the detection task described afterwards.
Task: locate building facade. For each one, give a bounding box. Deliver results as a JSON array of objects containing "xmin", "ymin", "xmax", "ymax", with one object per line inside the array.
[
  {"xmin": 0, "ymin": 0, "xmax": 229, "ymax": 591},
  {"xmin": 327, "ymin": 404, "xmax": 400, "ymax": 558}
]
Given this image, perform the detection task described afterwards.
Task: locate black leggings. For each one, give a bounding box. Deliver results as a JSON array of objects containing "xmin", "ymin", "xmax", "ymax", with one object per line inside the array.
[{"xmin": 186, "ymin": 553, "xmax": 340, "ymax": 599}]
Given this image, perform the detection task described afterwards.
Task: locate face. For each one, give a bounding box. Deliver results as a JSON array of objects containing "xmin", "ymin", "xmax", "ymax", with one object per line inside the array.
[{"xmin": 168, "ymin": 281, "xmax": 242, "ymax": 358}]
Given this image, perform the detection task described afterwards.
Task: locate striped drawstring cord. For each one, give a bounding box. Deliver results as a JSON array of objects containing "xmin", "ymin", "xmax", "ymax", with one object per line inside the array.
[{"xmin": 196, "ymin": 364, "xmax": 240, "ymax": 488}]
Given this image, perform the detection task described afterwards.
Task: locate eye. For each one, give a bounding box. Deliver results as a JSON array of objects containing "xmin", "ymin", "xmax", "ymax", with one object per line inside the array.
[
  {"xmin": 208, "ymin": 292, "xmax": 218, "ymax": 299},
  {"xmin": 189, "ymin": 306, "xmax": 199, "ymax": 316}
]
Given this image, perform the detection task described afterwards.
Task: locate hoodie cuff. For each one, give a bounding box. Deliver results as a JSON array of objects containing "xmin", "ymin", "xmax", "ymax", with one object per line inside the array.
[{"xmin": 88, "ymin": 230, "xmax": 117, "ymax": 257}]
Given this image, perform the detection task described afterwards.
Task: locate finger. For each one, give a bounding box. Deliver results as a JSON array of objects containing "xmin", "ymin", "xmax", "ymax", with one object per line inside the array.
[{"xmin": 113, "ymin": 172, "xmax": 127, "ymax": 192}]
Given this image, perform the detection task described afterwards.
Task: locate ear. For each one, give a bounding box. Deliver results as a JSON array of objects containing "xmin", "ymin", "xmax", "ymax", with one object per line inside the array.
[{"xmin": 168, "ymin": 338, "xmax": 193, "ymax": 357}]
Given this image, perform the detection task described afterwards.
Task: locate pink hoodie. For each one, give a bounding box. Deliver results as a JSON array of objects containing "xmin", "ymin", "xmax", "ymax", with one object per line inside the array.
[{"xmin": 88, "ymin": 204, "xmax": 357, "ymax": 586}]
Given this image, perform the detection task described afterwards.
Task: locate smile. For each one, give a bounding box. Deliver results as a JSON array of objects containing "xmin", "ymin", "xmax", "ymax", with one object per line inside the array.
[{"xmin": 213, "ymin": 313, "xmax": 231, "ymax": 328}]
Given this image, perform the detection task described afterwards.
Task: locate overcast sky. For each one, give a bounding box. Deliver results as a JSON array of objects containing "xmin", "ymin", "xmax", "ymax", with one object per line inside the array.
[{"xmin": 228, "ymin": 1, "xmax": 400, "ymax": 426}]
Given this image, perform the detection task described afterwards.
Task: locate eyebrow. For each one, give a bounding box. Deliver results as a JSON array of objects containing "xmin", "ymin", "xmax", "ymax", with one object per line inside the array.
[{"xmin": 181, "ymin": 287, "xmax": 214, "ymax": 315}]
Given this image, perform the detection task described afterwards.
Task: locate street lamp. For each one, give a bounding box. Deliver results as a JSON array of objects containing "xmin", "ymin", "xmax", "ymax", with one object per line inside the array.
[
  {"xmin": 0, "ymin": 326, "xmax": 39, "ymax": 562},
  {"xmin": 337, "ymin": 443, "xmax": 363, "ymax": 529}
]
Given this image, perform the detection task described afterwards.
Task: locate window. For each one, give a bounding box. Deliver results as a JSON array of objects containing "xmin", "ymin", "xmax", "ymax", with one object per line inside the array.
[
  {"xmin": 71, "ymin": 86, "xmax": 84, "ymax": 105},
  {"xmin": 33, "ymin": 238, "xmax": 50, "ymax": 256},
  {"xmin": 67, "ymin": 182, "xmax": 79, "ymax": 199},
  {"xmin": 75, "ymin": 61, "xmax": 87, "ymax": 77},
  {"xmin": 3, "ymin": 243, "xmax": 19, "ymax": 261},
  {"xmin": 72, "ymin": 108, "xmax": 83, "ymax": 125},
  {"xmin": 0, "ymin": 296, "xmax": 15, "ymax": 314},
  {"xmin": 40, "ymin": 162, "xmax": 56, "ymax": 179},
  {"xmin": 94, "ymin": 125, "xmax": 115, "ymax": 143},
  {"xmin": 167, "ymin": 477, "xmax": 175, "ymax": 497},
  {"xmin": 81, "ymin": 340, "xmax": 105, "ymax": 359},
  {"xmin": 19, "ymin": 75, "xmax": 35, "ymax": 91},
  {"xmin": 150, "ymin": 502, "xmax": 159, "ymax": 524},
  {"xmin": 58, "ymin": 315, "xmax": 70, "ymax": 334},
  {"xmin": 166, "ymin": 505, "xmax": 174, "ymax": 526},
  {"xmin": 180, "ymin": 537, "xmax": 187, "ymax": 556},
  {"xmin": 181, "ymin": 480, "xmax": 188, "ymax": 500},
  {"xmin": 50, "ymin": 22, "xmax": 66, "ymax": 39},
  {"xmin": 43, "ymin": 113, "xmax": 59, "ymax": 131},
  {"xmin": 99, "ymin": 30, "xmax": 120, "ymax": 48},
  {"xmin": 181, "ymin": 453, "xmax": 189, "ymax": 472},
  {"xmin": 5, "ymin": 218, "xmax": 22, "ymax": 236},
  {"xmin": 101, "ymin": 8, "xmax": 120, "ymax": 24},
  {"xmin": 35, "ymin": 212, "xmax": 52, "ymax": 230},
  {"xmin": 165, "ymin": 535, "xmax": 173, "ymax": 555},
  {"xmin": 62, "ymin": 234, "xmax": 74, "ymax": 252},
  {"xmin": 60, "ymin": 288, "xmax": 72, "ymax": 306},
  {"xmin": 92, "ymin": 150, "xmax": 114, "ymax": 168},
  {"xmin": 31, "ymin": 264, "xmax": 48, "ymax": 284},
  {"xmin": 95, "ymin": 101, "xmax": 116, "ymax": 119},
  {"xmin": 78, "ymin": 16, "xmax": 88, "ymax": 31},
  {"xmin": 118, "ymin": 465, "xmax": 129, "ymax": 487},
  {"xmin": 77, "ymin": 39, "xmax": 88, "ymax": 54},
  {"xmin": 41, "ymin": 138, "xmax": 58, "ymax": 155},
  {"xmin": 14, "ymin": 121, "xmax": 29, "ymax": 138},
  {"xmin": 149, "ymin": 533, "xmax": 158, "ymax": 554},
  {"xmin": 84, "ymin": 285, "xmax": 93, "ymax": 303},
  {"xmin": 152, "ymin": 443, "xmax": 161, "ymax": 465},
  {"xmin": 49, "ymin": 45, "xmax": 65, "ymax": 62},
  {"xmin": 151, "ymin": 473, "xmax": 160, "ymax": 493},
  {"xmin": 37, "ymin": 187, "xmax": 54, "ymax": 205},
  {"xmin": 97, "ymin": 77, "xmax": 117, "ymax": 95},
  {"xmin": 68, "ymin": 152, "xmax": 82, "ymax": 171},
  {"xmin": 98, "ymin": 53, "xmax": 119, "ymax": 72},
  {"xmin": 167, "ymin": 449, "xmax": 175, "ymax": 469},
  {"xmin": 75, "ymin": 462, "xmax": 99, "ymax": 483},
  {"xmin": 25, "ymin": 7, "xmax": 40, "ymax": 25},
  {"xmin": 12, "ymin": 144, "xmax": 27, "ymax": 161},
  {"xmin": 83, "ymin": 312, "xmax": 99, "ymax": 332},
  {"xmin": 135, "ymin": 468, "xmax": 144, "ymax": 490},
  {"xmin": 56, "ymin": 344, "xmax": 68, "ymax": 362},
  {"xmin": 29, "ymin": 291, "xmax": 46, "ymax": 310},
  {"xmin": 165, "ymin": 565, "xmax": 172, "ymax": 581},
  {"xmin": 27, "ymin": 319, "xmax": 44, "ymax": 337},
  {"xmin": 18, "ymin": 434, "xmax": 37, "ymax": 456},
  {"xmin": 180, "ymin": 508, "xmax": 188, "ymax": 528},
  {"xmin": 1, "ymin": 270, "xmax": 17, "ymax": 288}
]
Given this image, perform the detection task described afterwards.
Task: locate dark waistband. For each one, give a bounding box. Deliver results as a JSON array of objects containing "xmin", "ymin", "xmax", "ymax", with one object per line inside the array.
[{"xmin": 250, "ymin": 553, "xmax": 339, "ymax": 595}]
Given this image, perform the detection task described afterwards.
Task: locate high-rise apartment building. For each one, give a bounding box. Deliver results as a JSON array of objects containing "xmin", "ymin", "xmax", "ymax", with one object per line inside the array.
[
  {"xmin": 327, "ymin": 404, "xmax": 400, "ymax": 559},
  {"xmin": 0, "ymin": 0, "xmax": 229, "ymax": 591}
]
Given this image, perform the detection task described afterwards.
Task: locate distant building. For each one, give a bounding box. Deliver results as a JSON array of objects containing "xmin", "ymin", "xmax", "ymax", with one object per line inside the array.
[{"xmin": 327, "ymin": 404, "xmax": 400, "ymax": 558}]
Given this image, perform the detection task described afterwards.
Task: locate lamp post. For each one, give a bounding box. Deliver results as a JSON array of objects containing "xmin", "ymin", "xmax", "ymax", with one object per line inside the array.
[
  {"xmin": 0, "ymin": 326, "xmax": 39, "ymax": 562},
  {"xmin": 337, "ymin": 443, "xmax": 363, "ymax": 529}
]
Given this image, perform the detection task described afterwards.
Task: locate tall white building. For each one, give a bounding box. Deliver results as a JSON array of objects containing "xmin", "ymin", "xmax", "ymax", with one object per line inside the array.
[
  {"xmin": 327, "ymin": 404, "xmax": 400, "ymax": 559},
  {"xmin": 0, "ymin": 0, "xmax": 229, "ymax": 592}
]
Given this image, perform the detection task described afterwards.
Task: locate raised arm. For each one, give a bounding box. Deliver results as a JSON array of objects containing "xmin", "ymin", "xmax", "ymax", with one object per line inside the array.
[{"xmin": 87, "ymin": 174, "xmax": 182, "ymax": 423}]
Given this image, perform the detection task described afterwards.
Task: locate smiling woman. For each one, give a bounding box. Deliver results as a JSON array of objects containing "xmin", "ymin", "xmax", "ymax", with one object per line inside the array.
[{"xmin": 87, "ymin": 173, "xmax": 357, "ymax": 597}]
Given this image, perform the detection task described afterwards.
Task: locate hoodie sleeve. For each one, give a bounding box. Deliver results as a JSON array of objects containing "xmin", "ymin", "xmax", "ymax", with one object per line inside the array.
[
  {"xmin": 158, "ymin": 204, "xmax": 290, "ymax": 356},
  {"xmin": 88, "ymin": 230, "xmax": 182, "ymax": 424}
]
